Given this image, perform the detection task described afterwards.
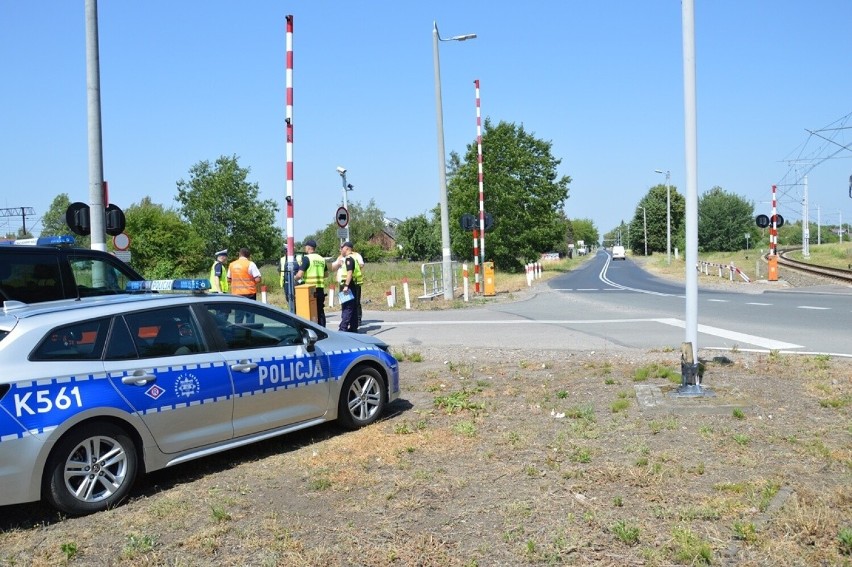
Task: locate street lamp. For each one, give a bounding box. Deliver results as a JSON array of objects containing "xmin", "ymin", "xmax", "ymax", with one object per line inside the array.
[
  {"xmin": 655, "ymin": 169, "xmax": 671, "ymax": 264},
  {"xmin": 336, "ymin": 166, "xmax": 353, "ymax": 245},
  {"xmin": 433, "ymin": 21, "xmax": 476, "ymax": 301},
  {"xmin": 640, "ymin": 206, "xmax": 648, "ymax": 256}
]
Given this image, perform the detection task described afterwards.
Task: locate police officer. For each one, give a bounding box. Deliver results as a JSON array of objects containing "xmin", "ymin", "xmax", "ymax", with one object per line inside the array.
[
  {"xmin": 209, "ymin": 249, "xmax": 229, "ymax": 293},
  {"xmin": 294, "ymin": 239, "xmax": 328, "ymax": 326},
  {"xmin": 337, "ymin": 241, "xmax": 361, "ymax": 333}
]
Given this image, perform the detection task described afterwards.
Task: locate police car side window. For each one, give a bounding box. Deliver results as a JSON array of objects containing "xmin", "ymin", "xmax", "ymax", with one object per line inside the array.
[
  {"xmin": 32, "ymin": 318, "xmax": 110, "ymax": 361},
  {"xmin": 206, "ymin": 302, "xmax": 302, "ymax": 349},
  {"xmin": 124, "ymin": 307, "xmax": 207, "ymax": 358},
  {"xmin": 0, "ymin": 255, "xmax": 63, "ymax": 303},
  {"xmin": 104, "ymin": 317, "xmax": 138, "ymax": 360},
  {"xmin": 69, "ymin": 257, "xmax": 127, "ymax": 297}
]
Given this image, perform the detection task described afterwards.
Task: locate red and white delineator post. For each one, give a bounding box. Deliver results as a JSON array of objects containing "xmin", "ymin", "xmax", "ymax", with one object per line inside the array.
[
  {"xmin": 768, "ymin": 184, "xmax": 779, "ymax": 281},
  {"xmin": 473, "ymin": 228, "xmax": 480, "ymax": 293}
]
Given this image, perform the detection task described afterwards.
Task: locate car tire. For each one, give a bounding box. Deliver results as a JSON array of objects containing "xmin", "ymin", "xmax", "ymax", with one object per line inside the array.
[
  {"xmin": 337, "ymin": 365, "xmax": 386, "ymax": 430},
  {"xmin": 44, "ymin": 422, "xmax": 138, "ymax": 516}
]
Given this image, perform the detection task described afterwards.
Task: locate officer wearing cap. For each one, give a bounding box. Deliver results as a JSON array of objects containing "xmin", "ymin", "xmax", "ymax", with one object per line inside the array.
[
  {"xmin": 209, "ymin": 249, "xmax": 229, "ymax": 293},
  {"xmin": 337, "ymin": 241, "xmax": 361, "ymax": 332},
  {"xmin": 294, "ymin": 239, "xmax": 328, "ymax": 326}
]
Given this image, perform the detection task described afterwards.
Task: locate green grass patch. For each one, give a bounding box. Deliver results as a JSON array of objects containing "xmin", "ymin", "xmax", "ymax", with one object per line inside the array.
[
  {"xmin": 434, "ymin": 388, "xmax": 485, "ymax": 414},
  {"xmin": 633, "ymin": 363, "xmax": 680, "ymax": 383}
]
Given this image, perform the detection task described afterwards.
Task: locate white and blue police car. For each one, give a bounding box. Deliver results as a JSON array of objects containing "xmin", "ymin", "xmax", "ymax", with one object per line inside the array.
[{"xmin": 0, "ymin": 279, "xmax": 400, "ymax": 515}]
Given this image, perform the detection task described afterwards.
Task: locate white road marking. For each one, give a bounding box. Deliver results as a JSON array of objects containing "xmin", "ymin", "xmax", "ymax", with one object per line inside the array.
[
  {"xmin": 376, "ymin": 317, "xmax": 804, "ymax": 350},
  {"xmin": 707, "ymin": 299, "xmax": 728, "ymax": 303},
  {"xmin": 797, "ymin": 306, "xmax": 830, "ymax": 310},
  {"xmin": 746, "ymin": 302, "xmax": 772, "ymax": 306},
  {"xmin": 656, "ymin": 318, "xmax": 803, "ymax": 350}
]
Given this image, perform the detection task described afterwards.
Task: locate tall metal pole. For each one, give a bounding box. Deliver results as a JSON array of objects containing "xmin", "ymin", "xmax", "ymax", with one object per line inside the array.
[
  {"xmin": 665, "ymin": 171, "xmax": 671, "ymax": 263},
  {"xmin": 802, "ymin": 175, "xmax": 810, "ymax": 257},
  {"xmin": 641, "ymin": 206, "xmax": 648, "ymax": 256},
  {"xmin": 432, "ymin": 22, "xmax": 475, "ymax": 301},
  {"xmin": 682, "ymin": 0, "xmax": 699, "ymax": 363},
  {"xmin": 284, "ymin": 14, "xmax": 296, "ymax": 312},
  {"xmin": 338, "ymin": 169, "xmax": 349, "ymax": 246},
  {"xmin": 655, "ymin": 169, "xmax": 672, "ymax": 264},
  {"xmin": 85, "ymin": 0, "xmax": 106, "ymax": 252},
  {"xmin": 817, "ymin": 204, "xmax": 821, "ymax": 245}
]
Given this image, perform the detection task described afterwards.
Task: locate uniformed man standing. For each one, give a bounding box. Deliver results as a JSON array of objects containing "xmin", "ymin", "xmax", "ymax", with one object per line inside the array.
[
  {"xmin": 209, "ymin": 249, "xmax": 229, "ymax": 293},
  {"xmin": 294, "ymin": 239, "xmax": 327, "ymax": 326},
  {"xmin": 337, "ymin": 241, "xmax": 361, "ymax": 333}
]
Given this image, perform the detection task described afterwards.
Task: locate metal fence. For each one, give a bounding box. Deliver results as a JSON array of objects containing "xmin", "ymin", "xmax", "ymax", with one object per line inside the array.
[{"xmin": 419, "ymin": 261, "xmax": 459, "ymax": 299}]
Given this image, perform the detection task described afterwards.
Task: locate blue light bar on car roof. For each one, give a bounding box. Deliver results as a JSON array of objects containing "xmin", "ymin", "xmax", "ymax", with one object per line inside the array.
[
  {"xmin": 125, "ymin": 279, "xmax": 211, "ymax": 292},
  {"xmin": 0, "ymin": 235, "xmax": 76, "ymax": 247}
]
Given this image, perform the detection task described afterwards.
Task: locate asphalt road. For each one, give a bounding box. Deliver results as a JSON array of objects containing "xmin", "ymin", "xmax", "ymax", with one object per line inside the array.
[{"xmin": 355, "ymin": 250, "xmax": 852, "ymax": 358}]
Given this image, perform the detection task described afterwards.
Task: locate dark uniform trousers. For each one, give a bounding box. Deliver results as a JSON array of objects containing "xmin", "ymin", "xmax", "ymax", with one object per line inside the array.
[{"xmin": 338, "ymin": 283, "xmax": 360, "ymax": 332}]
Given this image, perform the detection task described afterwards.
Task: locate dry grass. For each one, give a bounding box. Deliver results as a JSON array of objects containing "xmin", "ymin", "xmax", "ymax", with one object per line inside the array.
[{"xmin": 1, "ymin": 347, "xmax": 850, "ymax": 566}]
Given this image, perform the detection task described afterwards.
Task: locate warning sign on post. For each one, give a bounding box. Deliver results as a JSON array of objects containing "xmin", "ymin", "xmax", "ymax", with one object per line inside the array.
[{"xmin": 336, "ymin": 206, "xmax": 349, "ymax": 228}]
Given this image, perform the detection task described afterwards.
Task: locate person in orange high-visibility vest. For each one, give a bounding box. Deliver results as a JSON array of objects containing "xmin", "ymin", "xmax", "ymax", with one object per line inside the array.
[{"xmin": 227, "ymin": 248, "xmax": 262, "ymax": 323}]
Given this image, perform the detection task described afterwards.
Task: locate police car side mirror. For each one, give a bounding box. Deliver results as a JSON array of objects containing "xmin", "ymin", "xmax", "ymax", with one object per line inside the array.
[{"xmin": 302, "ymin": 328, "xmax": 318, "ymax": 352}]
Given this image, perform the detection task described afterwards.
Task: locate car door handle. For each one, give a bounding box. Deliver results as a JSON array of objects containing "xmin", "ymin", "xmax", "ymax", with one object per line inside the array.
[
  {"xmin": 231, "ymin": 360, "xmax": 258, "ymax": 373},
  {"xmin": 122, "ymin": 370, "xmax": 156, "ymax": 386}
]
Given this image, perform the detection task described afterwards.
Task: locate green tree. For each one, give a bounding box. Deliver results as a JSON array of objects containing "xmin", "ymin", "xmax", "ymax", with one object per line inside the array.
[
  {"xmin": 396, "ymin": 213, "xmax": 440, "ymax": 261},
  {"xmin": 603, "ymin": 220, "xmax": 630, "ymax": 248},
  {"xmin": 304, "ymin": 200, "xmax": 389, "ymax": 262},
  {"xmin": 120, "ymin": 197, "xmax": 204, "ymax": 279},
  {"xmin": 571, "ymin": 218, "xmax": 599, "ymax": 248},
  {"xmin": 176, "ymin": 155, "xmax": 284, "ymax": 264},
  {"xmin": 697, "ymin": 186, "xmax": 756, "ymax": 252},
  {"xmin": 39, "ymin": 193, "xmax": 77, "ymax": 239},
  {"xmin": 446, "ymin": 119, "xmax": 571, "ymax": 272},
  {"xmin": 630, "ymin": 184, "xmax": 686, "ymax": 255},
  {"xmin": 124, "ymin": 197, "xmax": 206, "ymax": 279}
]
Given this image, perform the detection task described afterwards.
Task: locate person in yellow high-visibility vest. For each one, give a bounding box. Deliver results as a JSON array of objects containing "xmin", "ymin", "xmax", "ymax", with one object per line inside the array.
[
  {"xmin": 332, "ymin": 244, "xmax": 364, "ymax": 325},
  {"xmin": 336, "ymin": 241, "xmax": 362, "ymax": 332},
  {"xmin": 209, "ymin": 249, "xmax": 229, "ymax": 293},
  {"xmin": 294, "ymin": 240, "xmax": 327, "ymax": 326}
]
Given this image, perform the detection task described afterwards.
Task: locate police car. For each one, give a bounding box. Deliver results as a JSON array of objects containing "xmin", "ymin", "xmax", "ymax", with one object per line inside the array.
[
  {"xmin": 0, "ymin": 235, "xmax": 144, "ymax": 304},
  {"xmin": 0, "ymin": 280, "xmax": 400, "ymax": 515}
]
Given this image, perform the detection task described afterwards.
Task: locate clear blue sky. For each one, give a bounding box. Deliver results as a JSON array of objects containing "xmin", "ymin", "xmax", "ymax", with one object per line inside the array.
[{"xmin": 2, "ymin": 1, "xmax": 851, "ymax": 243}]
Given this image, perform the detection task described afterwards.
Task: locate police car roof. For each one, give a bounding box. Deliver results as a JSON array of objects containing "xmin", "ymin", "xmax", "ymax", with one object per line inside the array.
[{"xmin": 0, "ymin": 292, "xmax": 259, "ymax": 324}]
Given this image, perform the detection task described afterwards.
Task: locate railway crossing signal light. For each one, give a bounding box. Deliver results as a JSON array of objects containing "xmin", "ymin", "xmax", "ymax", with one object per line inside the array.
[
  {"xmin": 755, "ymin": 214, "xmax": 784, "ymax": 228},
  {"xmin": 65, "ymin": 202, "xmax": 126, "ymax": 236}
]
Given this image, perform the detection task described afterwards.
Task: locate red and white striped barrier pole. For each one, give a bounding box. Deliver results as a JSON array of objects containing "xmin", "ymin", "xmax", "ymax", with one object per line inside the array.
[
  {"xmin": 770, "ymin": 184, "xmax": 778, "ymax": 256},
  {"xmin": 284, "ymin": 14, "xmax": 296, "ymax": 312},
  {"xmin": 328, "ymin": 282, "xmax": 335, "ymax": 308},
  {"xmin": 473, "ymin": 228, "xmax": 480, "ymax": 293},
  {"xmin": 261, "ymin": 285, "xmax": 268, "ymax": 304},
  {"xmin": 475, "ymin": 79, "xmax": 486, "ymax": 265}
]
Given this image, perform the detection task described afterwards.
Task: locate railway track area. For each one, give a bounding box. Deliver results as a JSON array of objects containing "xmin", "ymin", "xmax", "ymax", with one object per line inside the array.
[{"xmin": 777, "ymin": 248, "xmax": 852, "ymax": 285}]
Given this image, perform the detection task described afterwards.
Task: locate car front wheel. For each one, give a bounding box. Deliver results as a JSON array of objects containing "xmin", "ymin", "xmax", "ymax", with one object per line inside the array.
[
  {"xmin": 338, "ymin": 366, "xmax": 386, "ymax": 430},
  {"xmin": 44, "ymin": 422, "xmax": 138, "ymax": 515}
]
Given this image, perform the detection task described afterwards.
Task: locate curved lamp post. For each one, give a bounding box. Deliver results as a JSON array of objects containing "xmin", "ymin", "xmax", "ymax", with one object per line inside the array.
[{"xmin": 433, "ymin": 22, "xmax": 476, "ymax": 300}]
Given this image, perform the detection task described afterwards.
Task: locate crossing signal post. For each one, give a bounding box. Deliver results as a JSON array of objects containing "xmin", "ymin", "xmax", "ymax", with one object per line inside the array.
[
  {"xmin": 460, "ymin": 212, "xmax": 493, "ymax": 294},
  {"xmin": 66, "ymin": 202, "xmax": 126, "ymax": 237}
]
